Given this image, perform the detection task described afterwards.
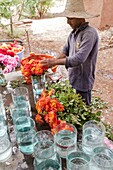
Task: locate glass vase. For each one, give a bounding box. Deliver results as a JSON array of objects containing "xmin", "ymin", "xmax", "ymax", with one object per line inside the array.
[{"xmin": 31, "ymin": 74, "xmax": 45, "ymax": 103}]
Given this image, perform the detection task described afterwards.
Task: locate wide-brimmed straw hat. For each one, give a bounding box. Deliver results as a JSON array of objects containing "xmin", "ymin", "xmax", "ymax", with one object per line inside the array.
[{"xmin": 52, "ymin": 0, "xmax": 99, "ymax": 18}]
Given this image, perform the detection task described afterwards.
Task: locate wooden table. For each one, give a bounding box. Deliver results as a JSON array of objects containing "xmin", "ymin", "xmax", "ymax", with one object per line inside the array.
[{"xmin": 0, "ymin": 71, "xmax": 67, "ymax": 170}]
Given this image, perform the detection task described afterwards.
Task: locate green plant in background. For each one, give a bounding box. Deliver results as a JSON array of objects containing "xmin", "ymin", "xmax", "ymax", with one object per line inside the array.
[
  {"xmin": 22, "ymin": 0, "xmax": 54, "ymax": 19},
  {"xmin": 35, "ymin": 0, "xmax": 54, "ymax": 18},
  {"xmin": 0, "ymin": 0, "xmax": 22, "ymax": 35}
]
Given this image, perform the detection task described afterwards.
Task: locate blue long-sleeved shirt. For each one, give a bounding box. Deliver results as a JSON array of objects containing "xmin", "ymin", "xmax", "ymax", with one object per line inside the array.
[{"xmin": 63, "ymin": 22, "xmax": 99, "ymax": 92}]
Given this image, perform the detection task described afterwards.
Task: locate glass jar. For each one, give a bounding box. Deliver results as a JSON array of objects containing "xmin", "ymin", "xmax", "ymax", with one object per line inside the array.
[
  {"xmin": 14, "ymin": 116, "xmax": 35, "ymax": 132},
  {"xmin": 16, "ymin": 128, "xmax": 37, "ymax": 155},
  {"xmin": 34, "ymin": 130, "xmax": 54, "ymax": 159},
  {"xmin": 90, "ymin": 146, "xmax": 113, "ymax": 170},
  {"xmin": 0, "ymin": 127, "xmax": 12, "ymax": 162},
  {"xmin": 31, "ymin": 74, "xmax": 45, "ymax": 103},
  {"xmin": 34, "ymin": 152, "xmax": 61, "ymax": 170},
  {"xmin": 54, "ymin": 123, "xmax": 77, "ymax": 158},
  {"xmin": 0, "ymin": 93, "xmax": 6, "ymax": 120},
  {"xmin": 0, "ymin": 107, "xmax": 7, "ymax": 136},
  {"xmin": 16, "ymin": 117, "xmax": 37, "ymax": 155},
  {"xmin": 82, "ymin": 120, "xmax": 105, "ymax": 155},
  {"xmin": 67, "ymin": 151, "xmax": 90, "ymax": 170},
  {"xmin": 10, "ymin": 103, "xmax": 30, "ymax": 124},
  {"xmin": 33, "ymin": 130, "xmax": 62, "ymax": 170},
  {"xmin": 11, "ymin": 87, "xmax": 31, "ymax": 115}
]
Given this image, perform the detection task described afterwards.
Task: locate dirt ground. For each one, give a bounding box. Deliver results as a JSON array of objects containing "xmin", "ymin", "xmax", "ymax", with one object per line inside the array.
[{"xmin": 1, "ymin": 17, "xmax": 113, "ymax": 125}]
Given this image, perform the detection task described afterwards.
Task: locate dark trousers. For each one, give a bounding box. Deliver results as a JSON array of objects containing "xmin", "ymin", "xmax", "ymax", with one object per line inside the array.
[{"xmin": 76, "ymin": 90, "xmax": 91, "ymax": 106}]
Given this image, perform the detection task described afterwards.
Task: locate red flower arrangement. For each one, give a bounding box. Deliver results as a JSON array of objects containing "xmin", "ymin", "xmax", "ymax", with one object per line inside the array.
[
  {"xmin": 0, "ymin": 41, "xmax": 23, "ymax": 57},
  {"xmin": 21, "ymin": 52, "xmax": 57, "ymax": 84},
  {"xmin": 35, "ymin": 89, "xmax": 67, "ymax": 134}
]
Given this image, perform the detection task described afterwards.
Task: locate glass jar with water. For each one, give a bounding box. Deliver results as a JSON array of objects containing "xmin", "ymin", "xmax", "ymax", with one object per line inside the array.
[
  {"xmin": 33, "ymin": 130, "xmax": 62, "ymax": 170},
  {"xmin": 67, "ymin": 151, "xmax": 90, "ymax": 170},
  {"xmin": 54, "ymin": 123, "xmax": 77, "ymax": 158},
  {"xmin": 0, "ymin": 127, "xmax": 12, "ymax": 162},
  {"xmin": 90, "ymin": 146, "xmax": 113, "ymax": 170},
  {"xmin": 15, "ymin": 117, "xmax": 37, "ymax": 155},
  {"xmin": 31, "ymin": 74, "xmax": 45, "ymax": 104},
  {"xmin": 82, "ymin": 120, "xmax": 105, "ymax": 155}
]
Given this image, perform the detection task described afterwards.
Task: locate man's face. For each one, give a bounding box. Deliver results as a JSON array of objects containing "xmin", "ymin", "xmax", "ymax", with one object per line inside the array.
[{"xmin": 67, "ymin": 17, "xmax": 82, "ymax": 29}]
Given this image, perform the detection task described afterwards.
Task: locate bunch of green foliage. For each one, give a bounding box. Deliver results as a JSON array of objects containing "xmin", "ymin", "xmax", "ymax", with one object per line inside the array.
[
  {"xmin": 0, "ymin": 0, "xmax": 21, "ymax": 18},
  {"xmin": 46, "ymin": 79, "xmax": 113, "ymax": 141},
  {"xmin": 47, "ymin": 80, "xmax": 102, "ymax": 131}
]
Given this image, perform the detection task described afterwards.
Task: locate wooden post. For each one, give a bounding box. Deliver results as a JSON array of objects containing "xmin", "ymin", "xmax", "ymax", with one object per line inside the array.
[{"xmin": 10, "ymin": 16, "xmax": 13, "ymax": 36}]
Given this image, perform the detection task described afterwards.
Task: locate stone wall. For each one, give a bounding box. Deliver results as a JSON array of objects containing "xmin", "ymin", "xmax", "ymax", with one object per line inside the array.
[{"xmin": 84, "ymin": 0, "xmax": 113, "ymax": 30}]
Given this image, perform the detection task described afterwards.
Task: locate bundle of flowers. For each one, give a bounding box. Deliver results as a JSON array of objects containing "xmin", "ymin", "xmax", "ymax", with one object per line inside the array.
[
  {"xmin": 35, "ymin": 89, "xmax": 73, "ymax": 134},
  {"xmin": 21, "ymin": 52, "xmax": 57, "ymax": 84},
  {"xmin": 0, "ymin": 53, "xmax": 19, "ymax": 73},
  {"xmin": 0, "ymin": 41, "xmax": 23, "ymax": 57}
]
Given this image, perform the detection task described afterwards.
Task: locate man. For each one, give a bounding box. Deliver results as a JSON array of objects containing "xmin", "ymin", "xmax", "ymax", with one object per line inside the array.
[{"xmin": 40, "ymin": 0, "xmax": 99, "ymax": 105}]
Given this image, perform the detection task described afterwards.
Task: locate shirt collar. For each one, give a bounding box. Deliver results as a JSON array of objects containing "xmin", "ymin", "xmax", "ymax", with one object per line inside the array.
[{"xmin": 72, "ymin": 22, "xmax": 89, "ymax": 34}]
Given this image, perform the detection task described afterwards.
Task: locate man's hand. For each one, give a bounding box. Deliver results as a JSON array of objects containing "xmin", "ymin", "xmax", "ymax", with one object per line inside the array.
[
  {"xmin": 40, "ymin": 59, "xmax": 56, "ymax": 68},
  {"xmin": 40, "ymin": 58, "xmax": 66, "ymax": 68}
]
